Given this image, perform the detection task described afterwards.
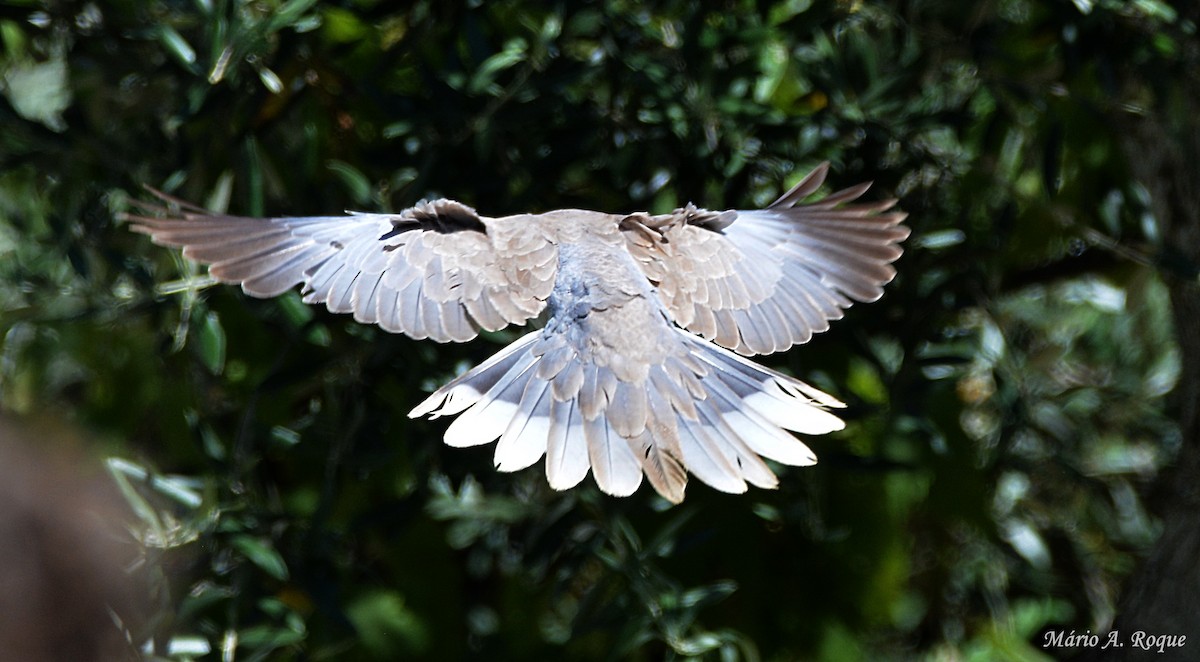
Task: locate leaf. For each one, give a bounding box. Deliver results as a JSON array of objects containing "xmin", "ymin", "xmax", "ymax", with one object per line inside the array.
[
  {"xmin": 197, "ymin": 310, "xmax": 226, "ymax": 375},
  {"xmin": 106, "ymin": 457, "xmax": 164, "ymax": 534},
  {"xmin": 647, "ymin": 507, "xmax": 697, "ymax": 556},
  {"xmin": 327, "ymin": 160, "xmax": 372, "ymax": 205},
  {"xmin": 753, "ymin": 39, "xmax": 812, "ymax": 113},
  {"xmin": 232, "ymin": 535, "xmax": 290, "ymax": 581},
  {"xmin": 322, "ymin": 6, "xmax": 368, "ymax": 43},
  {"xmin": 2, "ymin": 56, "xmax": 71, "ymax": 131},
  {"xmin": 679, "ymin": 581, "xmax": 738, "ymax": 609},
  {"xmin": 769, "ymin": 0, "xmax": 814, "ymax": 25},
  {"xmin": 236, "ymin": 624, "xmax": 305, "ymax": 649},
  {"xmin": 164, "ymin": 636, "xmax": 212, "ymax": 657},
  {"xmin": 276, "ymin": 291, "xmax": 314, "ymax": 327},
  {"xmin": 672, "ymin": 632, "xmax": 723, "ymax": 655},
  {"xmin": 270, "ymin": 425, "xmax": 302, "ymax": 447},
  {"xmin": 255, "ymin": 64, "xmax": 284, "ymax": 94},
  {"xmin": 267, "ymin": 0, "xmax": 322, "ymax": 32},
  {"xmin": 204, "ymin": 170, "xmax": 234, "ymax": 214},
  {"xmin": 0, "ymin": 20, "xmax": 27, "ymax": 61},
  {"xmin": 347, "ymin": 590, "xmax": 432, "ymax": 658},
  {"xmin": 846, "ymin": 356, "xmax": 887, "ymax": 404},
  {"xmin": 468, "ymin": 39, "xmax": 527, "ymax": 95},
  {"xmin": 158, "ymin": 24, "xmax": 198, "ymax": 73},
  {"xmin": 107, "ymin": 458, "xmax": 203, "ymax": 509}
]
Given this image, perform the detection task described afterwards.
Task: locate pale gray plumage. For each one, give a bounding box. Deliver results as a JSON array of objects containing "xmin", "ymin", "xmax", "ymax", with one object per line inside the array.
[{"xmin": 125, "ymin": 162, "xmax": 909, "ymax": 503}]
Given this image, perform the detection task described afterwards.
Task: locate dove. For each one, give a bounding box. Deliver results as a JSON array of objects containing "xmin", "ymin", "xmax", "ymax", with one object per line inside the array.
[{"xmin": 124, "ymin": 163, "xmax": 908, "ymax": 502}]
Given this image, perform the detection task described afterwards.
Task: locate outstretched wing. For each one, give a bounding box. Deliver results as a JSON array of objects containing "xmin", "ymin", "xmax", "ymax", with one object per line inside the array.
[
  {"xmin": 622, "ymin": 163, "xmax": 909, "ymax": 356},
  {"xmin": 124, "ymin": 192, "xmax": 557, "ymax": 342}
]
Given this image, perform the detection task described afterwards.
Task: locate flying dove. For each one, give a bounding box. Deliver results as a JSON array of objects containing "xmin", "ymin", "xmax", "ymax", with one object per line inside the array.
[{"xmin": 125, "ymin": 163, "xmax": 909, "ymax": 503}]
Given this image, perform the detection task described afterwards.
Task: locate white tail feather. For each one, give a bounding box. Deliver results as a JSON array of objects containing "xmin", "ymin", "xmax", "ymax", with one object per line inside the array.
[
  {"xmin": 676, "ymin": 417, "xmax": 747, "ymax": 494},
  {"xmin": 546, "ymin": 398, "xmax": 590, "ymax": 490},
  {"xmin": 411, "ymin": 326, "xmax": 845, "ymax": 501},
  {"xmin": 584, "ymin": 415, "xmax": 643, "ymax": 497},
  {"xmin": 494, "ymin": 377, "xmax": 553, "ymax": 472},
  {"xmin": 409, "ymin": 331, "xmax": 540, "ymax": 419}
]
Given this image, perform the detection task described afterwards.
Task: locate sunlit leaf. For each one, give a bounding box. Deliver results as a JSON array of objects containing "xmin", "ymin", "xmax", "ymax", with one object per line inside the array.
[
  {"xmin": 158, "ymin": 25, "xmax": 198, "ymax": 73},
  {"xmin": 2, "ymin": 56, "xmax": 71, "ymax": 131}
]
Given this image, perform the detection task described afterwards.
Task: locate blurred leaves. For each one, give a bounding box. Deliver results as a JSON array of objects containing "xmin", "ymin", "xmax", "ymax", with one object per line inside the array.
[{"xmin": 0, "ymin": 0, "xmax": 1191, "ymax": 660}]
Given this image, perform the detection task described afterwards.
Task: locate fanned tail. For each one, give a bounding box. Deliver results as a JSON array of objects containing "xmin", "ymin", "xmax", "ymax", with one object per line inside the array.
[{"xmin": 409, "ymin": 328, "xmax": 844, "ymax": 503}]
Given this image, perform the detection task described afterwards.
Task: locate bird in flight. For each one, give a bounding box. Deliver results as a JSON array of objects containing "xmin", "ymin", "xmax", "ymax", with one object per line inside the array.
[{"xmin": 125, "ymin": 163, "xmax": 908, "ymax": 503}]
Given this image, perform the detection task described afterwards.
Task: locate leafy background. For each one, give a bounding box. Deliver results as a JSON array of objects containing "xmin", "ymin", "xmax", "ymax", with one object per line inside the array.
[{"xmin": 2, "ymin": 0, "xmax": 1198, "ymax": 659}]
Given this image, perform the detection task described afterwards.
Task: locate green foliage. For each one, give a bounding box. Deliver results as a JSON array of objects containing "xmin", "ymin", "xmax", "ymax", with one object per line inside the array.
[{"xmin": 0, "ymin": 0, "xmax": 1191, "ymax": 659}]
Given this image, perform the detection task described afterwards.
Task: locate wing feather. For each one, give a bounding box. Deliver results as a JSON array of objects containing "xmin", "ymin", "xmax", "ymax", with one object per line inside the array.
[
  {"xmin": 622, "ymin": 162, "xmax": 909, "ymax": 355},
  {"xmin": 125, "ymin": 193, "xmax": 557, "ymax": 343},
  {"xmin": 352, "ymin": 272, "xmax": 385, "ymax": 325}
]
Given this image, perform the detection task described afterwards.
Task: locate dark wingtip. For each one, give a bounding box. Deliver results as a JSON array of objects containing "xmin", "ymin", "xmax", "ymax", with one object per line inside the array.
[
  {"xmin": 766, "ymin": 162, "xmax": 833, "ymax": 210},
  {"xmin": 137, "ymin": 185, "xmax": 212, "ymax": 214}
]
